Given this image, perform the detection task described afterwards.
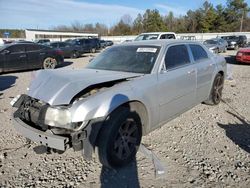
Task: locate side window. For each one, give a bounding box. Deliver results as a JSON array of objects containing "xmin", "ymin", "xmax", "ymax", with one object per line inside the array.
[
  {"xmin": 160, "ymin": 34, "xmax": 167, "ymax": 39},
  {"xmin": 50, "ymin": 43, "xmax": 58, "ymax": 48},
  {"xmin": 59, "ymin": 43, "xmax": 66, "ymax": 48},
  {"xmin": 26, "ymin": 44, "xmax": 42, "ymax": 52},
  {"xmin": 160, "ymin": 34, "xmax": 176, "ymax": 39},
  {"xmin": 189, "ymin": 44, "xmax": 208, "ymax": 61},
  {"xmin": 85, "ymin": 40, "xmax": 90, "ymax": 44},
  {"xmin": 8, "ymin": 45, "xmax": 25, "ymax": 53},
  {"xmin": 165, "ymin": 45, "xmax": 190, "ymax": 70},
  {"xmin": 167, "ymin": 34, "xmax": 175, "ymax": 39}
]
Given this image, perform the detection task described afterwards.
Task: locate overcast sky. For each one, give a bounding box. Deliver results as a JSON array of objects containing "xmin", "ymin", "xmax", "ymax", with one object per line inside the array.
[{"xmin": 0, "ymin": 0, "xmax": 247, "ymax": 29}]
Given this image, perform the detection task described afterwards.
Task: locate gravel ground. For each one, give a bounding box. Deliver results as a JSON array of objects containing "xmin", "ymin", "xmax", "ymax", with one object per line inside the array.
[{"xmin": 0, "ymin": 50, "xmax": 249, "ymax": 188}]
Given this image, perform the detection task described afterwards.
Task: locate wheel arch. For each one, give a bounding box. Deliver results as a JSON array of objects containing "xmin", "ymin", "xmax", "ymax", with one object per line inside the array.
[{"xmin": 117, "ymin": 100, "xmax": 149, "ymax": 136}]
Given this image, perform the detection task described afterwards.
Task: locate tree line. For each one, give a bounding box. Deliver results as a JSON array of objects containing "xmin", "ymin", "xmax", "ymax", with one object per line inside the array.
[
  {"xmin": 53, "ymin": 0, "xmax": 250, "ymax": 36},
  {"xmin": 1, "ymin": 0, "xmax": 249, "ymax": 38}
]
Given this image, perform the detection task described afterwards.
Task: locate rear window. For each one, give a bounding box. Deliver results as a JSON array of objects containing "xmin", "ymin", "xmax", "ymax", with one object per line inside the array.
[
  {"xmin": 189, "ymin": 44, "xmax": 208, "ymax": 61},
  {"xmin": 26, "ymin": 44, "xmax": 42, "ymax": 51}
]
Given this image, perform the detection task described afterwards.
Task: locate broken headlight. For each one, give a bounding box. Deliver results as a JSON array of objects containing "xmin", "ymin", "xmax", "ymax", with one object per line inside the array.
[{"xmin": 44, "ymin": 107, "xmax": 88, "ymax": 130}]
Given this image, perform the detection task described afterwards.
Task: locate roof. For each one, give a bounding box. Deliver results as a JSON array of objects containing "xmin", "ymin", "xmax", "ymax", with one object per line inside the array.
[
  {"xmin": 139, "ymin": 32, "xmax": 176, "ymax": 35},
  {"xmin": 120, "ymin": 39, "xmax": 202, "ymax": 47}
]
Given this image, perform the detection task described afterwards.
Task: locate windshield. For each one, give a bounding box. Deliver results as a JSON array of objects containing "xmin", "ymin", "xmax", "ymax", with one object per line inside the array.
[
  {"xmin": 87, "ymin": 45, "xmax": 160, "ymax": 74},
  {"xmin": 204, "ymin": 40, "xmax": 217, "ymax": 44},
  {"xmin": 135, "ymin": 34, "xmax": 159, "ymax": 41},
  {"xmin": 222, "ymin": 36, "xmax": 237, "ymax": 40}
]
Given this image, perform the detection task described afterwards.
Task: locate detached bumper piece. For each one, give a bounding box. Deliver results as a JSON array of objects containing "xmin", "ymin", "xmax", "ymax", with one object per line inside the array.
[{"xmin": 13, "ymin": 117, "xmax": 69, "ymax": 151}]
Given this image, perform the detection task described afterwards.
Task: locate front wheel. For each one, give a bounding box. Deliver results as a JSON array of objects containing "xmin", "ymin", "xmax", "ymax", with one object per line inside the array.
[
  {"xmin": 43, "ymin": 57, "xmax": 57, "ymax": 69},
  {"xmin": 97, "ymin": 107, "xmax": 142, "ymax": 168}
]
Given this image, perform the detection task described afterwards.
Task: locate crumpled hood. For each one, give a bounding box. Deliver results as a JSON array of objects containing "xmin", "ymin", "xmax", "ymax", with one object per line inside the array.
[{"xmin": 28, "ymin": 68, "xmax": 142, "ymax": 105}]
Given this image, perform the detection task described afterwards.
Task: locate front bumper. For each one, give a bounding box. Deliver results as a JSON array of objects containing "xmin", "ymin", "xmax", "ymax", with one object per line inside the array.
[
  {"xmin": 236, "ymin": 55, "xmax": 250, "ymax": 63},
  {"xmin": 13, "ymin": 117, "xmax": 69, "ymax": 151},
  {"xmin": 227, "ymin": 44, "xmax": 237, "ymax": 49}
]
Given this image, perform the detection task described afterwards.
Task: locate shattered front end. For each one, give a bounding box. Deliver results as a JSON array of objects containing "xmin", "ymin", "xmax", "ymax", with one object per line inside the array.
[{"xmin": 11, "ymin": 94, "xmax": 102, "ymax": 159}]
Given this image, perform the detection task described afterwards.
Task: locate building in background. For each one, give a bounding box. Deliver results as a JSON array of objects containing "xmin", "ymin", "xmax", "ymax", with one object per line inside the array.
[{"xmin": 25, "ymin": 29, "xmax": 98, "ymax": 41}]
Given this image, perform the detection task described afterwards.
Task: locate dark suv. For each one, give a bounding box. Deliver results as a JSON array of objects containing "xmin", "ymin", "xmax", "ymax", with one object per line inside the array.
[
  {"xmin": 221, "ymin": 35, "xmax": 247, "ymax": 50},
  {"xmin": 70, "ymin": 38, "xmax": 100, "ymax": 53},
  {"xmin": 49, "ymin": 42, "xmax": 83, "ymax": 58}
]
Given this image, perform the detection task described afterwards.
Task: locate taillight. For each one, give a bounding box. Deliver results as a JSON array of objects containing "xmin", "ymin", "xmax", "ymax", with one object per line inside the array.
[{"xmin": 237, "ymin": 52, "xmax": 243, "ymax": 56}]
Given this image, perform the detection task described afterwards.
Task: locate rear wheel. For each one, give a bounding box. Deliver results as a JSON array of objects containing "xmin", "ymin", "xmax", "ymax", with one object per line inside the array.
[
  {"xmin": 91, "ymin": 48, "xmax": 96, "ymax": 53},
  {"xmin": 204, "ymin": 73, "xmax": 224, "ymax": 105},
  {"xmin": 43, "ymin": 57, "xmax": 56, "ymax": 69},
  {"xmin": 71, "ymin": 51, "xmax": 79, "ymax": 58},
  {"xmin": 97, "ymin": 107, "xmax": 142, "ymax": 168}
]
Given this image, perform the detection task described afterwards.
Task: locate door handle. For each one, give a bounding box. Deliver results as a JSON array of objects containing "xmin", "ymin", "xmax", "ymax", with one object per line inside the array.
[
  {"xmin": 209, "ymin": 63, "xmax": 214, "ymax": 67},
  {"xmin": 39, "ymin": 52, "xmax": 45, "ymax": 55},
  {"xmin": 188, "ymin": 69, "xmax": 195, "ymax": 74}
]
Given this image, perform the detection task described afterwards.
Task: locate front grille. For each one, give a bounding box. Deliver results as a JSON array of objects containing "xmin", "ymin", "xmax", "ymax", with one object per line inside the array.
[{"xmin": 14, "ymin": 95, "xmax": 48, "ymax": 130}]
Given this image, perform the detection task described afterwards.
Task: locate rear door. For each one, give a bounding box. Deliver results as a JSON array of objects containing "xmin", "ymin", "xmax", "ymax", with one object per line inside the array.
[
  {"xmin": 189, "ymin": 44, "xmax": 215, "ymax": 102},
  {"xmin": 59, "ymin": 42, "xmax": 71, "ymax": 57},
  {"xmin": 4, "ymin": 44, "xmax": 27, "ymax": 71},
  {"xmin": 158, "ymin": 44, "xmax": 197, "ymax": 124},
  {"xmin": 25, "ymin": 44, "xmax": 44, "ymax": 69},
  {"xmin": 83, "ymin": 39, "xmax": 92, "ymax": 52}
]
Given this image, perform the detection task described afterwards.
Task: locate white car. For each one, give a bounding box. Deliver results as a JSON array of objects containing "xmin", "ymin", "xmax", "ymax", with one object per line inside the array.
[{"xmin": 134, "ymin": 32, "xmax": 176, "ymax": 41}]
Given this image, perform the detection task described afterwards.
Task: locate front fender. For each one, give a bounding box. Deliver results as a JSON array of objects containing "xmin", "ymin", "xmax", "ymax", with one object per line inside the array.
[{"xmin": 70, "ymin": 86, "xmax": 134, "ymax": 123}]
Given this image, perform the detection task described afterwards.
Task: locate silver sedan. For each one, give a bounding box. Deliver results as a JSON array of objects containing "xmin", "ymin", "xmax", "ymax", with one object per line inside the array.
[{"xmin": 11, "ymin": 40, "xmax": 226, "ymax": 168}]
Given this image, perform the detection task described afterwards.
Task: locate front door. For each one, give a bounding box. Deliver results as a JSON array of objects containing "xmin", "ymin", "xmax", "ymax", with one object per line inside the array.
[
  {"xmin": 158, "ymin": 44, "xmax": 197, "ymax": 124},
  {"xmin": 25, "ymin": 44, "xmax": 44, "ymax": 69},
  {"xmin": 4, "ymin": 44, "xmax": 27, "ymax": 71}
]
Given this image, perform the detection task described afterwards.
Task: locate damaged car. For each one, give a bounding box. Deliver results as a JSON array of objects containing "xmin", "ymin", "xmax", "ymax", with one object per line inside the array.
[{"xmin": 11, "ymin": 40, "xmax": 226, "ymax": 168}]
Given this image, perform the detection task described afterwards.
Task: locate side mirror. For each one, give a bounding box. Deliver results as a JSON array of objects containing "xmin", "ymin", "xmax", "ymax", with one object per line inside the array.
[{"xmin": 2, "ymin": 50, "xmax": 10, "ymax": 55}]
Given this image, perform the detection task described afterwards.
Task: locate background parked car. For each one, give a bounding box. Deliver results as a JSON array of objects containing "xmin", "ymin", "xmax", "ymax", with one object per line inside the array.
[
  {"xmin": 180, "ymin": 36, "xmax": 196, "ymax": 40},
  {"xmin": 221, "ymin": 35, "xmax": 247, "ymax": 49},
  {"xmin": 0, "ymin": 43, "xmax": 63, "ymax": 73},
  {"xmin": 35, "ymin": 39, "xmax": 50, "ymax": 45},
  {"xmin": 203, "ymin": 38, "xmax": 227, "ymax": 53},
  {"xmin": 69, "ymin": 38, "xmax": 100, "ymax": 53},
  {"xmin": 134, "ymin": 32, "xmax": 176, "ymax": 41},
  {"xmin": 236, "ymin": 48, "xmax": 250, "ymax": 64},
  {"xmin": 100, "ymin": 40, "xmax": 107, "ymax": 48},
  {"xmin": 105, "ymin": 40, "xmax": 114, "ymax": 46},
  {"xmin": 49, "ymin": 41, "xmax": 83, "ymax": 58}
]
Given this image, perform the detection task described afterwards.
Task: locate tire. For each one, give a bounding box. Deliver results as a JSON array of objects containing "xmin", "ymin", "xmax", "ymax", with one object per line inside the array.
[
  {"xmin": 97, "ymin": 107, "xmax": 142, "ymax": 168},
  {"xmin": 91, "ymin": 48, "xmax": 96, "ymax": 53},
  {"xmin": 43, "ymin": 57, "xmax": 57, "ymax": 69},
  {"xmin": 71, "ymin": 51, "xmax": 79, "ymax": 59},
  {"xmin": 204, "ymin": 73, "xmax": 224, "ymax": 105}
]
